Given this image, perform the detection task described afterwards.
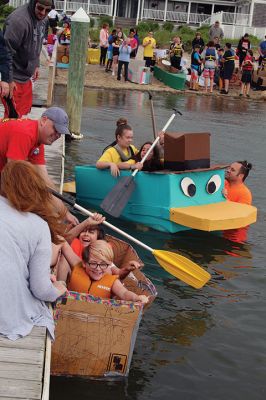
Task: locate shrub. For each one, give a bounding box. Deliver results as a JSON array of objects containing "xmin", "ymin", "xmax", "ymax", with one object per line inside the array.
[
  {"xmin": 89, "ymin": 17, "xmax": 95, "ymax": 28},
  {"xmin": 0, "ymin": 5, "xmax": 14, "ymax": 18},
  {"xmin": 162, "ymin": 21, "xmax": 174, "ymax": 32},
  {"xmin": 98, "ymin": 15, "xmax": 113, "ymax": 28},
  {"xmin": 154, "ymin": 30, "xmax": 172, "ymax": 48},
  {"xmin": 89, "ymin": 28, "xmax": 100, "ymax": 43},
  {"xmin": 137, "ymin": 21, "xmax": 159, "ymax": 32}
]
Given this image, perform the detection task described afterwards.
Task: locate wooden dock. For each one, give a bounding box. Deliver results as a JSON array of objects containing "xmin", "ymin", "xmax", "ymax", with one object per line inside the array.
[{"xmin": 0, "ymin": 51, "xmax": 62, "ymax": 399}]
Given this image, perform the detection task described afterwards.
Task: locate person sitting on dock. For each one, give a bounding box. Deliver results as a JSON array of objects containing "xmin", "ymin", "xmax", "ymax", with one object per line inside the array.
[
  {"xmin": 68, "ymin": 240, "xmax": 149, "ymax": 304},
  {"xmin": 0, "ymin": 161, "xmax": 67, "ymax": 341},
  {"xmin": 0, "ymin": 106, "xmax": 78, "ymax": 225},
  {"xmin": 224, "ymin": 161, "xmax": 252, "ymax": 205},
  {"xmin": 96, "ymin": 123, "xmax": 141, "ymax": 177}
]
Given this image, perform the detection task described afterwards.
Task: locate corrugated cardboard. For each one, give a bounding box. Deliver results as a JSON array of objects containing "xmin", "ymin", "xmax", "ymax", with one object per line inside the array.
[
  {"xmin": 164, "ymin": 132, "xmax": 211, "ymax": 171},
  {"xmin": 51, "ymin": 294, "xmax": 142, "ymax": 378}
]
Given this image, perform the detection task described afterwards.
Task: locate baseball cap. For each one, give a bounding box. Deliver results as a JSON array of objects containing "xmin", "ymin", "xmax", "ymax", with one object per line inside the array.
[{"xmin": 42, "ymin": 107, "xmax": 70, "ymax": 135}]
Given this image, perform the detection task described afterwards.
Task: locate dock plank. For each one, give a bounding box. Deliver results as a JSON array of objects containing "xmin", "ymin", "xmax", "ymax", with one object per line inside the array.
[
  {"xmin": 0, "ymin": 362, "xmax": 43, "ymax": 381},
  {"xmin": 0, "ymin": 378, "xmax": 42, "ymax": 399}
]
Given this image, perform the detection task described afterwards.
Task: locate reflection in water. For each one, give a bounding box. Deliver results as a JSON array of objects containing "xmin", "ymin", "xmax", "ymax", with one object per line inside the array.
[{"xmin": 156, "ymin": 310, "xmax": 212, "ymax": 346}]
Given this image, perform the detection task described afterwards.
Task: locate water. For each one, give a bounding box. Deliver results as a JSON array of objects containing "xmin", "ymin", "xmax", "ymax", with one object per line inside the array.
[{"xmin": 51, "ymin": 89, "xmax": 266, "ymax": 400}]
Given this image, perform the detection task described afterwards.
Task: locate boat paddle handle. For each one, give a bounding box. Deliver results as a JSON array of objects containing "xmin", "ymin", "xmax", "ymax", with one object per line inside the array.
[
  {"xmin": 132, "ymin": 109, "xmax": 178, "ymax": 178},
  {"xmin": 49, "ymin": 188, "xmax": 154, "ymax": 253}
]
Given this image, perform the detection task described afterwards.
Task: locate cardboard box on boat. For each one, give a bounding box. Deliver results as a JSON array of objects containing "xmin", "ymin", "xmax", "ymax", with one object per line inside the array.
[
  {"xmin": 51, "ymin": 293, "xmax": 143, "ymax": 378},
  {"xmin": 164, "ymin": 132, "xmax": 211, "ymax": 171}
]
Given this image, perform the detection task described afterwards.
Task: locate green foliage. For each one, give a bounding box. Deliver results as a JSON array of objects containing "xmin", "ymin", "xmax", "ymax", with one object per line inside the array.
[
  {"xmin": 89, "ymin": 28, "xmax": 100, "ymax": 43},
  {"xmin": 89, "ymin": 17, "xmax": 95, "ymax": 28},
  {"xmin": 162, "ymin": 21, "xmax": 174, "ymax": 32},
  {"xmin": 176, "ymin": 25, "xmax": 194, "ymax": 35},
  {"xmin": 137, "ymin": 21, "xmax": 159, "ymax": 32},
  {"xmin": 153, "ymin": 30, "xmax": 172, "ymax": 48},
  {"xmin": 0, "ymin": 4, "xmax": 14, "ymax": 18},
  {"xmin": 98, "ymin": 15, "xmax": 113, "ymax": 28}
]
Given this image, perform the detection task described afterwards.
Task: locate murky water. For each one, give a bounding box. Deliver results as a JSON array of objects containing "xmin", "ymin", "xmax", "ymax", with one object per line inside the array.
[{"xmin": 50, "ymin": 89, "xmax": 265, "ymax": 400}]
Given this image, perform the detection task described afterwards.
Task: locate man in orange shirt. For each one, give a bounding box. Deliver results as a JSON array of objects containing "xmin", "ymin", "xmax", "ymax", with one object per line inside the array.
[
  {"xmin": 223, "ymin": 161, "xmax": 253, "ymax": 242},
  {"xmin": 224, "ymin": 161, "xmax": 252, "ymax": 205}
]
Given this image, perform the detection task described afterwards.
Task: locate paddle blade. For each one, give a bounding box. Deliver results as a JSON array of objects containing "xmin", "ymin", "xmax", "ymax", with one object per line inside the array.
[
  {"xmin": 101, "ymin": 176, "xmax": 136, "ymax": 217},
  {"xmin": 152, "ymin": 249, "xmax": 211, "ymax": 289}
]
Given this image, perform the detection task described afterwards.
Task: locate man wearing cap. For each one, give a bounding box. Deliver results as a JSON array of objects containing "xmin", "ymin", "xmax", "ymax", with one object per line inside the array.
[
  {"xmin": 0, "ymin": 106, "xmax": 78, "ymax": 225},
  {"xmin": 2, "ymin": 0, "xmax": 53, "ymax": 118}
]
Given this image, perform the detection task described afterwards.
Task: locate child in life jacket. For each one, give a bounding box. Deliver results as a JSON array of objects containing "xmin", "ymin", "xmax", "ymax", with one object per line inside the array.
[
  {"xmin": 239, "ymin": 49, "xmax": 254, "ymax": 98},
  {"xmin": 169, "ymin": 36, "xmax": 183, "ymax": 71},
  {"xmin": 55, "ymin": 213, "xmax": 141, "ymax": 282},
  {"xmin": 201, "ymin": 41, "xmax": 218, "ymax": 93},
  {"xmin": 190, "ymin": 44, "xmax": 202, "ymax": 91},
  {"xmin": 68, "ymin": 240, "xmax": 149, "ymax": 304}
]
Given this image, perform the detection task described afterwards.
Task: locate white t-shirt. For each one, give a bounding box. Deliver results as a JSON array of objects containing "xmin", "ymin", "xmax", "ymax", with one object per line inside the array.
[{"xmin": 48, "ymin": 9, "xmax": 58, "ymax": 19}]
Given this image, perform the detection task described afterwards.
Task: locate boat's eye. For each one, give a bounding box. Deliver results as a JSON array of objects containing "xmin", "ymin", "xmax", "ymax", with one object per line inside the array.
[
  {"xmin": 206, "ymin": 174, "xmax": 221, "ymax": 194},
  {"xmin": 180, "ymin": 177, "xmax": 196, "ymax": 197}
]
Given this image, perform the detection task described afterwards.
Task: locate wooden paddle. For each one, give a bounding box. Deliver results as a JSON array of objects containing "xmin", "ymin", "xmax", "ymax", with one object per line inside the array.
[
  {"xmin": 148, "ymin": 91, "xmax": 157, "ymax": 140},
  {"xmin": 50, "ymin": 189, "xmax": 211, "ymax": 289},
  {"xmin": 100, "ymin": 109, "xmax": 179, "ymax": 218}
]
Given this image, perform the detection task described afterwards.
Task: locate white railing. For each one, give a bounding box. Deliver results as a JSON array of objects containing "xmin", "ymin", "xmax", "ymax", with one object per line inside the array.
[
  {"xmin": 166, "ymin": 11, "xmax": 187, "ymax": 23},
  {"xmin": 142, "ymin": 8, "xmax": 164, "ymax": 20},
  {"xmin": 9, "ymin": 0, "xmax": 25, "ymax": 7},
  {"xmin": 223, "ymin": 24, "xmax": 266, "ymax": 39},
  {"xmin": 189, "ymin": 13, "xmax": 210, "ymax": 24},
  {"xmin": 9, "ymin": 0, "xmax": 112, "ymax": 15},
  {"xmin": 201, "ymin": 11, "xmax": 250, "ymax": 27},
  {"xmin": 90, "ymin": 4, "xmax": 111, "ymax": 15}
]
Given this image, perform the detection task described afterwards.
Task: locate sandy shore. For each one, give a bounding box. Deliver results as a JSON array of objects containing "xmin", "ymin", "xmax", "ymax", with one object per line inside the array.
[{"xmin": 55, "ymin": 47, "xmax": 266, "ymax": 101}]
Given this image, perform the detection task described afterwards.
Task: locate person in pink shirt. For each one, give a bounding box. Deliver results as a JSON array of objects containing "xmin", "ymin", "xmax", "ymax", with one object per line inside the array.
[
  {"xmin": 99, "ymin": 23, "xmax": 109, "ymax": 66},
  {"xmin": 129, "ymin": 28, "xmax": 138, "ymax": 59}
]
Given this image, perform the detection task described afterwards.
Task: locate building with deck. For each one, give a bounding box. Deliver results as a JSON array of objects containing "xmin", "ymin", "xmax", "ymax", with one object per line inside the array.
[{"xmin": 8, "ymin": 0, "xmax": 266, "ymax": 37}]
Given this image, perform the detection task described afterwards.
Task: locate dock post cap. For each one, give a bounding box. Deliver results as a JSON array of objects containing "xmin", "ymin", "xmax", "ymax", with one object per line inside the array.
[{"xmin": 71, "ymin": 7, "xmax": 90, "ymax": 23}]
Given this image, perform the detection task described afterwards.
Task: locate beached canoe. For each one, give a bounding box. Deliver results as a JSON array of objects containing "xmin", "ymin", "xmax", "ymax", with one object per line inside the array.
[
  {"xmin": 51, "ymin": 235, "xmax": 157, "ymax": 379},
  {"xmin": 74, "ymin": 165, "xmax": 257, "ymax": 234},
  {"xmin": 153, "ymin": 65, "xmax": 186, "ymax": 90}
]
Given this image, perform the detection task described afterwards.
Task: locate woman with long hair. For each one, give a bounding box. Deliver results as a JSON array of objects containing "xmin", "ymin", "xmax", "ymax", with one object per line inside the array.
[
  {"xmin": 96, "ymin": 123, "xmax": 142, "ymax": 177},
  {"xmin": 0, "ymin": 161, "xmax": 67, "ymax": 340}
]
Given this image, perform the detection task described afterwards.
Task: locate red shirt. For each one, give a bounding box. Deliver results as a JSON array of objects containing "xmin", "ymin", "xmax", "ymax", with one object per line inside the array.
[
  {"xmin": 130, "ymin": 37, "xmax": 138, "ymax": 50},
  {"xmin": 0, "ymin": 118, "xmax": 45, "ymax": 172}
]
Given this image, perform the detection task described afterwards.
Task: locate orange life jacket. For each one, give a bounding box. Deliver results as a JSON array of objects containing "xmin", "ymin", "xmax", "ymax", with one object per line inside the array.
[
  {"xmin": 71, "ymin": 238, "xmax": 84, "ymax": 258},
  {"xmin": 68, "ymin": 265, "xmax": 118, "ymax": 298}
]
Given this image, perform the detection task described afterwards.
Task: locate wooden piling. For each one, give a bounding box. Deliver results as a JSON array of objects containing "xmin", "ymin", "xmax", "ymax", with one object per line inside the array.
[{"xmin": 67, "ymin": 8, "xmax": 90, "ymax": 137}]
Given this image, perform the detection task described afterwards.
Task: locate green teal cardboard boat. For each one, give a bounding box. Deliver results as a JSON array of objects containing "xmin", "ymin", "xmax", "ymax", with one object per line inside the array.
[
  {"xmin": 75, "ymin": 133, "xmax": 257, "ymax": 234},
  {"xmin": 153, "ymin": 65, "xmax": 186, "ymax": 90}
]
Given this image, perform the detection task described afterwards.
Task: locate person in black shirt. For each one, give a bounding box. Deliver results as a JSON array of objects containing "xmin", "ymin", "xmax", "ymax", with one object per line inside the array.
[{"xmin": 192, "ymin": 32, "xmax": 205, "ymax": 53}]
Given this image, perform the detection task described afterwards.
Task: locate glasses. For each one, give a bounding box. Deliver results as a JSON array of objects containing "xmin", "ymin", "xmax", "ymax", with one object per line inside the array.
[
  {"xmin": 87, "ymin": 262, "xmax": 109, "ymax": 271},
  {"xmin": 36, "ymin": 4, "xmax": 51, "ymax": 13}
]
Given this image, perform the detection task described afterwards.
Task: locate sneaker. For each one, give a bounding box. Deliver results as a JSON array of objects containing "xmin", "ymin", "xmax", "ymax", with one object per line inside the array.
[
  {"xmin": 220, "ymin": 90, "xmax": 228, "ymax": 94},
  {"xmin": 246, "ymin": 94, "xmax": 250, "ymax": 98},
  {"xmin": 112, "ymin": 71, "xmax": 115, "ymax": 76},
  {"xmin": 239, "ymin": 93, "xmax": 243, "ymax": 97}
]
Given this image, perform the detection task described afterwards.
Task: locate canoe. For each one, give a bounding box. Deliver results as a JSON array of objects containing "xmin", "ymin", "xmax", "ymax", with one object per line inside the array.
[
  {"xmin": 74, "ymin": 165, "xmax": 257, "ymax": 234},
  {"xmin": 51, "ymin": 235, "xmax": 157, "ymax": 379},
  {"xmin": 153, "ymin": 65, "xmax": 186, "ymax": 90}
]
